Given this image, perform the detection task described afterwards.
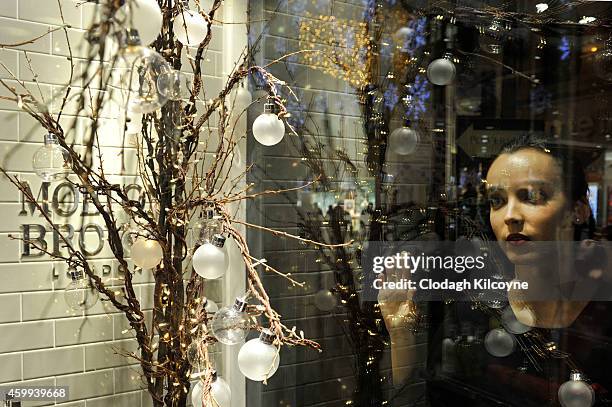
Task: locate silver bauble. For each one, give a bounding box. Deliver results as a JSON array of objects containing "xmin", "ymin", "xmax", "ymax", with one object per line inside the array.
[
  {"xmin": 427, "ymin": 58, "xmax": 456, "ymax": 86},
  {"xmin": 388, "ymin": 126, "xmax": 419, "ymax": 155},
  {"xmin": 558, "ymin": 373, "xmax": 595, "ymax": 407},
  {"xmin": 484, "ymin": 328, "xmax": 516, "ymax": 357},
  {"xmin": 501, "ymin": 306, "xmax": 532, "ymax": 334}
]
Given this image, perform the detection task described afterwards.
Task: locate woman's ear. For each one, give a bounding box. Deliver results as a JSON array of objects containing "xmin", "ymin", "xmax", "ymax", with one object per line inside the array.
[{"xmin": 573, "ymin": 199, "xmax": 591, "ymax": 224}]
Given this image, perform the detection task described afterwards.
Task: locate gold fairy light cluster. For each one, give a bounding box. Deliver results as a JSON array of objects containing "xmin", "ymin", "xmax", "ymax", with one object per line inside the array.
[{"xmin": 298, "ymin": 14, "xmax": 372, "ymax": 89}]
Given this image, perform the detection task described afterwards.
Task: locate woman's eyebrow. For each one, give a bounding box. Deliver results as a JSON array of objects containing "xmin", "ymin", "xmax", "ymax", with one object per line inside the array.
[
  {"xmin": 486, "ymin": 180, "xmax": 554, "ymax": 190},
  {"xmin": 486, "ymin": 185, "xmax": 505, "ymax": 193},
  {"xmin": 512, "ymin": 180, "xmax": 556, "ymax": 189}
]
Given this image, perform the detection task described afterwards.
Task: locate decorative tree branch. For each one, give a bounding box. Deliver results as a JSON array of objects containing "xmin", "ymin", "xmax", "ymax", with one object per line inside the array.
[{"xmin": 0, "ymin": 1, "xmax": 345, "ymax": 406}]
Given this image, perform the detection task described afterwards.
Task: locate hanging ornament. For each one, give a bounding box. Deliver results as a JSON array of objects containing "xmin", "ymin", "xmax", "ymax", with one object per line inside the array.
[
  {"xmin": 314, "ymin": 289, "xmax": 337, "ymax": 312},
  {"xmin": 237, "ymin": 329, "xmax": 280, "ymax": 381},
  {"xmin": 173, "ymin": 0, "xmax": 208, "ymax": 46},
  {"xmin": 192, "ymin": 209, "xmax": 221, "ymax": 245},
  {"xmin": 252, "ymin": 99, "xmax": 285, "ymax": 146},
  {"xmin": 394, "ymin": 26, "xmax": 414, "ymax": 52},
  {"xmin": 118, "ymin": 0, "xmax": 163, "ymax": 45},
  {"xmin": 231, "ymin": 83, "xmax": 253, "ymax": 111},
  {"xmin": 501, "ymin": 306, "xmax": 532, "ymax": 334},
  {"xmin": 203, "ymin": 297, "xmax": 219, "ymax": 314},
  {"xmin": 115, "ymin": 29, "xmax": 171, "ymax": 114},
  {"xmin": 211, "ymin": 297, "xmax": 250, "ymax": 345},
  {"xmin": 484, "ymin": 328, "xmax": 516, "ymax": 357},
  {"xmin": 478, "ymin": 19, "xmax": 507, "ymax": 54},
  {"xmin": 558, "ymin": 372, "xmax": 595, "ymax": 407},
  {"xmin": 64, "ymin": 267, "xmax": 99, "ymax": 311},
  {"xmin": 186, "ymin": 338, "xmax": 206, "ymax": 369},
  {"xmin": 595, "ymin": 37, "xmax": 612, "ymax": 82},
  {"xmin": 191, "ymin": 371, "xmax": 232, "ymax": 407},
  {"xmin": 193, "ymin": 234, "xmax": 229, "ymax": 279},
  {"xmin": 157, "ymin": 69, "xmax": 192, "ymax": 100},
  {"xmin": 426, "ymin": 54, "xmax": 456, "ymax": 86},
  {"xmin": 120, "ymin": 224, "xmax": 140, "ymax": 256},
  {"xmin": 32, "ymin": 133, "xmax": 73, "ymax": 182},
  {"xmin": 388, "ymin": 120, "xmax": 419, "ymax": 155},
  {"xmin": 131, "ymin": 237, "xmax": 164, "ymax": 269}
]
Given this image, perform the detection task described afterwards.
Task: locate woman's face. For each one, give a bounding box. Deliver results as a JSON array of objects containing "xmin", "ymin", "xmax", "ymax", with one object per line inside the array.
[{"xmin": 486, "ymin": 148, "xmax": 575, "ymax": 264}]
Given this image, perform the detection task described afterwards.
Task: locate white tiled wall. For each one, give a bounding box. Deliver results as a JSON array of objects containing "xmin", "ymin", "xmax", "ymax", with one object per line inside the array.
[{"xmin": 0, "ymin": 1, "xmax": 231, "ymax": 406}]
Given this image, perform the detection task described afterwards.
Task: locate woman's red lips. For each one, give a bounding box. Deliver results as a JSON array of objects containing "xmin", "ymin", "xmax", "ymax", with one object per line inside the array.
[{"xmin": 506, "ymin": 234, "xmax": 531, "ymax": 246}]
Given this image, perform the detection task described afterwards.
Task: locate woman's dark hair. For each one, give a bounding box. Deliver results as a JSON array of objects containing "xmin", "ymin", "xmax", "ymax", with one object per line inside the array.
[{"xmin": 498, "ymin": 133, "xmax": 589, "ymax": 204}]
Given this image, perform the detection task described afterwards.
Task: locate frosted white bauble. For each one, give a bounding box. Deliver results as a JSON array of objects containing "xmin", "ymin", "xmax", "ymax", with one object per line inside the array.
[
  {"xmin": 394, "ymin": 26, "xmax": 414, "ymax": 52},
  {"xmin": 233, "ymin": 86, "xmax": 252, "ymax": 109},
  {"xmin": 204, "ymin": 298, "xmax": 219, "ymax": 314},
  {"xmin": 210, "ymin": 376, "xmax": 231, "ymax": 407},
  {"xmin": 193, "ymin": 242, "xmax": 228, "ymax": 279},
  {"xmin": 501, "ymin": 306, "xmax": 532, "ymax": 334},
  {"xmin": 252, "ymin": 113, "xmax": 285, "ymax": 146},
  {"xmin": 558, "ymin": 375, "xmax": 595, "ymax": 407},
  {"xmin": 131, "ymin": 238, "xmax": 163, "ymax": 269},
  {"xmin": 119, "ymin": 0, "xmax": 163, "ymax": 45},
  {"xmin": 191, "ymin": 380, "xmax": 204, "ymax": 407},
  {"xmin": 174, "ymin": 10, "xmax": 207, "ymax": 46},
  {"xmin": 427, "ymin": 58, "xmax": 456, "ymax": 86},
  {"xmin": 388, "ymin": 126, "xmax": 419, "ymax": 155},
  {"xmin": 237, "ymin": 335, "xmax": 280, "ymax": 381},
  {"xmin": 191, "ymin": 376, "xmax": 232, "ymax": 407},
  {"xmin": 484, "ymin": 328, "xmax": 516, "ymax": 357}
]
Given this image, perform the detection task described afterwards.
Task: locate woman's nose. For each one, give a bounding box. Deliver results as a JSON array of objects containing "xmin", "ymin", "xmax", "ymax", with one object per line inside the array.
[{"xmin": 503, "ymin": 199, "xmax": 524, "ymax": 226}]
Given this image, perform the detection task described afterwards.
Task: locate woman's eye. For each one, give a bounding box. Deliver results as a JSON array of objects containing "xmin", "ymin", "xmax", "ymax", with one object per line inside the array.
[
  {"xmin": 488, "ymin": 194, "xmax": 505, "ymax": 209},
  {"xmin": 524, "ymin": 189, "xmax": 548, "ymax": 204}
]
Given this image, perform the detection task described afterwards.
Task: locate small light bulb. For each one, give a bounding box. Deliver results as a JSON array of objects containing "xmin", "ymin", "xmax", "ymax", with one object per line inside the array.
[
  {"xmin": 192, "ymin": 234, "xmax": 229, "ymax": 279},
  {"xmin": 579, "ymin": 16, "xmax": 596, "ymax": 25},
  {"xmin": 536, "ymin": 3, "xmax": 548, "ymax": 13},
  {"xmin": 211, "ymin": 297, "xmax": 250, "ymax": 345},
  {"xmin": 173, "ymin": 1, "xmax": 208, "ymax": 46},
  {"xmin": 252, "ymin": 102, "xmax": 285, "ymax": 146},
  {"xmin": 131, "ymin": 238, "xmax": 164, "ymax": 269},
  {"xmin": 32, "ymin": 133, "xmax": 72, "ymax": 182},
  {"xmin": 64, "ymin": 268, "xmax": 99, "ymax": 311},
  {"xmin": 237, "ymin": 329, "xmax": 280, "ymax": 381}
]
